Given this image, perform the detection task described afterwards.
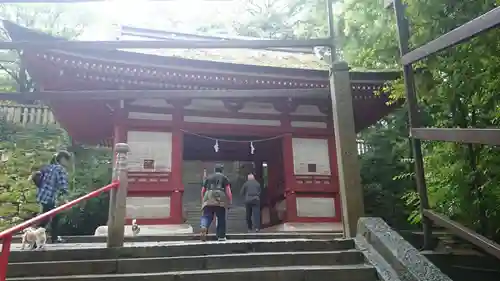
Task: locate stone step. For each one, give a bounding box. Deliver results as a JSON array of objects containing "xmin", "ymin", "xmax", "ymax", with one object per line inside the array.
[
  {"xmin": 7, "ymin": 265, "xmax": 377, "ymax": 281},
  {"xmin": 8, "ymin": 250, "xmax": 365, "ymax": 277},
  {"xmin": 9, "ymin": 239, "xmax": 354, "ymax": 262},
  {"xmin": 10, "ymin": 232, "xmax": 342, "ymax": 244}
]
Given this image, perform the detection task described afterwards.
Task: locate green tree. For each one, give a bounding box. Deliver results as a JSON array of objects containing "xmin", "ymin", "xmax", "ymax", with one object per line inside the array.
[
  {"xmin": 0, "ymin": 119, "xmax": 69, "ymax": 229},
  {"xmin": 232, "ymin": 0, "xmax": 313, "ymax": 39},
  {"xmin": 0, "ymin": 3, "xmax": 91, "ymax": 94},
  {"xmin": 230, "ymin": 0, "xmax": 500, "ymax": 239},
  {"xmin": 336, "ymin": 0, "xmax": 500, "ymax": 239},
  {"xmin": 0, "ymin": 117, "xmax": 113, "ymax": 234},
  {"xmin": 59, "ymin": 145, "xmax": 112, "ymax": 235}
]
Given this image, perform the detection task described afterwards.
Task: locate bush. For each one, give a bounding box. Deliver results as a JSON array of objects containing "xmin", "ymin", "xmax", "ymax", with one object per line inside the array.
[{"xmin": 0, "ymin": 117, "xmax": 112, "ymax": 235}]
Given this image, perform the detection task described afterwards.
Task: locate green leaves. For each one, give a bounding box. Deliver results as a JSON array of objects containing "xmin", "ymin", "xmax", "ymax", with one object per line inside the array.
[
  {"xmin": 0, "ymin": 118, "xmax": 66, "ymax": 230},
  {"xmin": 0, "ymin": 117, "xmax": 112, "ymax": 234}
]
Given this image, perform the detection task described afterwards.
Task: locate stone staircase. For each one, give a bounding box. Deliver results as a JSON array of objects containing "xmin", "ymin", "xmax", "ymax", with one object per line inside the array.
[
  {"xmin": 5, "ymin": 218, "xmax": 456, "ymax": 281},
  {"xmin": 184, "ymin": 202, "xmax": 248, "ymax": 233},
  {"xmin": 7, "ymin": 236, "xmax": 378, "ymax": 281}
]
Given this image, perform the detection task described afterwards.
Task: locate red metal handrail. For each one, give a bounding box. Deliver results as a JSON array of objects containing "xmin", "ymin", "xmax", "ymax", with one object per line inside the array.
[{"xmin": 0, "ymin": 180, "xmax": 120, "ymax": 281}]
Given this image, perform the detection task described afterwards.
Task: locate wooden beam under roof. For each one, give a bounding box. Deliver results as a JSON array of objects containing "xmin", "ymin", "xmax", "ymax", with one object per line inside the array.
[{"xmin": 0, "ymin": 88, "xmax": 331, "ymax": 101}]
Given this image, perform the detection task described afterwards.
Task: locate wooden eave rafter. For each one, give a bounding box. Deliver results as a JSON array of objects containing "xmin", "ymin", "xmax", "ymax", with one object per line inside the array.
[{"xmin": 18, "ymin": 50, "xmax": 392, "ymax": 101}]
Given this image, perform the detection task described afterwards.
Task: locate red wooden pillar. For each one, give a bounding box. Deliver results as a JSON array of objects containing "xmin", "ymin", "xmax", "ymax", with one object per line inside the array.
[
  {"xmin": 279, "ymin": 104, "xmax": 297, "ymax": 222},
  {"xmin": 282, "ymin": 134, "xmax": 297, "ymax": 221},
  {"xmin": 266, "ymin": 154, "xmax": 277, "ymax": 203},
  {"xmin": 169, "ymin": 101, "xmax": 185, "ymax": 224}
]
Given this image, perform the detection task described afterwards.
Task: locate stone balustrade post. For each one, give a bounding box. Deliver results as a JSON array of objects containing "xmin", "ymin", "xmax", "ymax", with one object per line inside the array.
[
  {"xmin": 329, "ymin": 61, "xmax": 364, "ymax": 237},
  {"xmin": 107, "ymin": 143, "xmax": 130, "ymax": 248}
]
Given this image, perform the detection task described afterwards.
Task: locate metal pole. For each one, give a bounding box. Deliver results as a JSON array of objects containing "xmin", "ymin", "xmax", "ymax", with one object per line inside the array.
[{"xmin": 392, "ymin": 0, "xmax": 433, "ymax": 250}]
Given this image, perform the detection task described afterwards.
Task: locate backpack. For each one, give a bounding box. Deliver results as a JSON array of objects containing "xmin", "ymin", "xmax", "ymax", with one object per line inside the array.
[
  {"xmin": 202, "ymin": 173, "xmax": 230, "ymax": 208},
  {"xmin": 31, "ymin": 165, "xmax": 47, "ymax": 188}
]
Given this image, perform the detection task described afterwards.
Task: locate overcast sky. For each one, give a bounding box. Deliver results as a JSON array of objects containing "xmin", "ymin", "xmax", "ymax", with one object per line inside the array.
[{"xmin": 78, "ymin": 0, "xmax": 244, "ymax": 40}]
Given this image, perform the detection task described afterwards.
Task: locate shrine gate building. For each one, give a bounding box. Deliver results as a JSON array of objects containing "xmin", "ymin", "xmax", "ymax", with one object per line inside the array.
[{"xmin": 5, "ymin": 21, "xmax": 398, "ymax": 234}]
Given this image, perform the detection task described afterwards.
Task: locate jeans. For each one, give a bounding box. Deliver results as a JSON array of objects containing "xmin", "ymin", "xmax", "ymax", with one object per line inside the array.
[
  {"xmin": 200, "ymin": 206, "xmax": 227, "ymax": 239},
  {"xmin": 245, "ymin": 202, "xmax": 261, "ymax": 231},
  {"xmin": 38, "ymin": 202, "xmax": 59, "ymax": 242}
]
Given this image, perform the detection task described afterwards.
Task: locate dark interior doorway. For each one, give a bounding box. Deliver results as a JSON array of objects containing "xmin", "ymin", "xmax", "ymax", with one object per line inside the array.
[{"xmin": 181, "ymin": 133, "xmax": 281, "ymax": 233}]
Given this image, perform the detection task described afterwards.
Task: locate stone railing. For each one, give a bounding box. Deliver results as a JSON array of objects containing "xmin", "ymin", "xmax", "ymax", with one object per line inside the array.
[
  {"xmin": 0, "ymin": 104, "xmax": 57, "ymax": 126},
  {"xmin": 355, "ymin": 217, "xmax": 452, "ymax": 281}
]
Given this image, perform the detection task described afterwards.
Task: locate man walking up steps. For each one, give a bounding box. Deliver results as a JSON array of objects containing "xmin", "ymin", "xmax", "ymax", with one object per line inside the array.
[{"xmin": 200, "ymin": 164, "xmax": 232, "ymax": 241}]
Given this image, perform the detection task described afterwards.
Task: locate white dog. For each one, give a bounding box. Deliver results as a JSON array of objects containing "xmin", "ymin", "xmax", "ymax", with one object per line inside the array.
[{"xmin": 21, "ymin": 227, "xmax": 47, "ymax": 250}]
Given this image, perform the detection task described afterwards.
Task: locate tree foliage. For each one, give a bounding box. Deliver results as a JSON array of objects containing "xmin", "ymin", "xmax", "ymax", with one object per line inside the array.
[
  {"xmin": 0, "ymin": 118, "xmax": 113, "ymax": 234},
  {"xmin": 339, "ymin": 0, "xmax": 500, "ymax": 239},
  {"xmin": 58, "ymin": 145, "xmax": 112, "ymax": 235},
  {"xmin": 232, "ymin": 0, "xmax": 500, "ymax": 240},
  {"xmin": 0, "ymin": 4, "xmax": 91, "ymax": 94},
  {"xmin": 0, "ymin": 119, "xmax": 69, "ymax": 229}
]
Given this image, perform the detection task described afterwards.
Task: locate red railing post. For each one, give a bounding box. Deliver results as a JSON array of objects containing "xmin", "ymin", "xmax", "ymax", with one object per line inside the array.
[
  {"xmin": 0, "ymin": 234, "xmax": 13, "ymax": 281},
  {"xmin": 107, "ymin": 143, "xmax": 129, "ymax": 248}
]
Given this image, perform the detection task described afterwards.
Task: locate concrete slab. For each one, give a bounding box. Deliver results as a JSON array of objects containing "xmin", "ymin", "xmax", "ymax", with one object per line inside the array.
[
  {"xmin": 7, "ymin": 239, "xmax": 355, "ymax": 263},
  {"xmin": 8, "ymin": 250, "xmax": 365, "ymax": 277},
  {"xmin": 9, "ymin": 238, "xmax": 325, "ymax": 251},
  {"xmin": 10, "ymin": 232, "xmax": 342, "ymax": 244},
  {"xmin": 7, "ymin": 265, "xmax": 377, "ymax": 281}
]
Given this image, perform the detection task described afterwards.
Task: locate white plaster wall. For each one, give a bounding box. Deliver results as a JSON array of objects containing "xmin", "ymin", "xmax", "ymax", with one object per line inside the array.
[
  {"xmin": 296, "ymin": 197, "xmax": 335, "ymax": 218},
  {"xmin": 290, "ymin": 121, "xmax": 327, "ymax": 128},
  {"xmin": 292, "ymin": 138, "xmax": 331, "ymax": 175},
  {"xmin": 184, "ymin": 116, "xmax": 281, "ymax": 126},
  {"xmin": 129, "ymin": 99, "xmax": 173, "ymax": 108},
  {"xmin": 290, "ymin": 105, "xmax": 325, "ymax": 116},
  {"xmin": 184, "ymin": 99, "xmax": 227, "ymax": 112},
  {"xmin": 128, "ymin": 112, "xmax": 173, "ymax": 121},
  {"xmin": 185, "ymin": 99, "xmax": 281, "ymax": 115},
  {"xmin": 127, "ymin": 131, "xmax": 172, "ymax": 172},
  {"xmin": 126, "ymin": 196, "xmax": 171, "ymax": 219},
  {"xmin": 239, "ymin": 102, "xmax": 280, "ymax": 114}
]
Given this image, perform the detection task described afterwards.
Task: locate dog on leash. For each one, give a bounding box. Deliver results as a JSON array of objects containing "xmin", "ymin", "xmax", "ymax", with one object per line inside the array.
[
  {"xmin": 21, "ymin": 227, "xmax": 47, "ymax": 250},
  {"xmin": 131, "ymin": 219, "xmax": 140, "ymax": 236}
]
